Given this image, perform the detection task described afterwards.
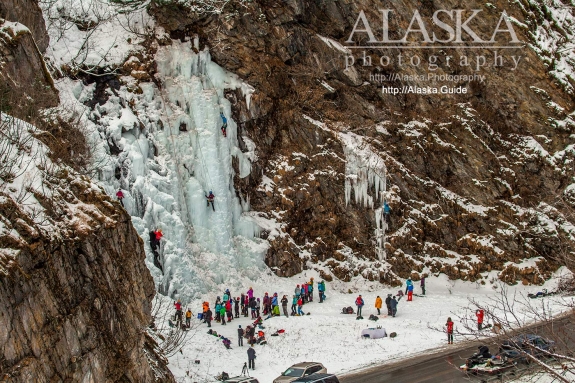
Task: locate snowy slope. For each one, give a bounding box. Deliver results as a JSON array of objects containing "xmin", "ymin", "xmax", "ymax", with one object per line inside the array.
[{"xmin": 164, "ymin": 270, "xmax": 572, "ymax": 382}]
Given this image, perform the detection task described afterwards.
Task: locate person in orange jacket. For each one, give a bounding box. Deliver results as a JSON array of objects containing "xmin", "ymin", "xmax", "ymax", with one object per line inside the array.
[{"xmin": 375, "ymin": 295, "xmax": 383, "ymax": 315}]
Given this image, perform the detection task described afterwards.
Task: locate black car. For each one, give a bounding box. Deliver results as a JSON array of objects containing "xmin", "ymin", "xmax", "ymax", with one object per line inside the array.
[
  {"xmin": 499, "ymin": 334, "xmax": 555, "ymax": 362},
  {"xmin": 292, "ymin": 373, "xmax": 340, "ymax": 383}
]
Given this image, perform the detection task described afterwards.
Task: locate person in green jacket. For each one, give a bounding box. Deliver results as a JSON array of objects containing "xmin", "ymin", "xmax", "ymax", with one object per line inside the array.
[{"xmin": 220, "ymin": 305, "xmax": 227, "ymax": 325}]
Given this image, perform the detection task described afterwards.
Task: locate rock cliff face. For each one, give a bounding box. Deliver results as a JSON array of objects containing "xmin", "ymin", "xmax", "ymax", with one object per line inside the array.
[
  {"xmin": 146, "ymin": 0, "xmax": 575, "ymax": 285},
  {"xmin": 0, "ymin": 149, "xmax": 174, "ymax": 383},
  {"xmin": 0, "ymin": 19, "xmax": 59, "ymax": 112},
  {"xmin": 0, "ymin": 0, "xmax": 49, "ymax": 52},
  {"xmin": 0, "ymin": 0, "xmax": 175, "ymax": 380}
]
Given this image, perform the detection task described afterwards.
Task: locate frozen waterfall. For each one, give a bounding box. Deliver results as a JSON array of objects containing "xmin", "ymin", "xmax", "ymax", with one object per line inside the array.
[{"xmin": 85, "ymin": 40, "xmax": 267, "ymax": 300}]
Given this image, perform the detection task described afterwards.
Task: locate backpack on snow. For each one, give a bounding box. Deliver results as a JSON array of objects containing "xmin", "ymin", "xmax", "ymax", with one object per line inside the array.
[
  {"xmin": 342, "ymin": 306, "xmax": 354, "ymax": 314},
  {"xmin": 389, "ymin": 332, "xmax": 397, "ymax": 338},
  {"xmin": 369, "ymin": 314, "xmax": 379, "ymax": 321}
]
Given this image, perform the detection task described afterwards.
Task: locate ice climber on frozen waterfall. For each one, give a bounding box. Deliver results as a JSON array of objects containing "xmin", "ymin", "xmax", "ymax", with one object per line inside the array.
[
  {"xmin": 206, "ymin": 191, "xmax": 215, "ymax": 211},
  {"xmin": 220, "ymin": 112, "xmax": 227, "ymax": 137}
]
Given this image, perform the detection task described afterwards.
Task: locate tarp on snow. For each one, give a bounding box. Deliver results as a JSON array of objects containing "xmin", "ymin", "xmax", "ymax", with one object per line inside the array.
[{"xmin": 361, "ymin": 328, "xmax": 387, "ymax": 339}]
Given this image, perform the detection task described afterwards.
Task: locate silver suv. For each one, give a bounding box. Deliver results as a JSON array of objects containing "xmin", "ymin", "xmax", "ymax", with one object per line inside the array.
[{"xmin": 273, "ymin": 362, "xmax": 327, "ymax": 383}]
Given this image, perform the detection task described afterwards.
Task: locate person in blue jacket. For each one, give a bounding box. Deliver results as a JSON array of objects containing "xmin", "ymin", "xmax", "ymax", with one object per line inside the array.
[
  {"xmin": 405, "ymin": 278, "xmax": 413, "ymax": 294},
  {"xmin": 318, "ymin": 281, "xmax": 325, "ymax": 303},
  {"xmin": 220, "ymin": 113, "xmax": 227, "ymax": 137},
  {"xmin": 384, "ymin": 201, "xmax": 391, "ymax": 225},
  {"xmin": 291, "ymin": 295, "xmax": 297, "ymax": 315},
  {"xmin": 390, "ymin": 296, "xmax": 398, "ymax": 317}
]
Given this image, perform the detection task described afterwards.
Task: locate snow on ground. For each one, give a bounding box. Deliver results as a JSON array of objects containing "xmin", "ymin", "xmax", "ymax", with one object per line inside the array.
[{"xmin": 164, "ymin": 269, "xmax": 573, "ymax": 383}]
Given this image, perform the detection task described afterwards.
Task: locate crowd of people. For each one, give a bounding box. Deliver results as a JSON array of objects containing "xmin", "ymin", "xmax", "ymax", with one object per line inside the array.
[{"xmin": 170, "ymin": 276, "xmax": 440, "ymax": 369}]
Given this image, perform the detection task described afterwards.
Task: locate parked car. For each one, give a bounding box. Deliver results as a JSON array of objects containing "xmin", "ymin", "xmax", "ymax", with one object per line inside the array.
[
  {"xmin": 499, "ymin": 334, "xmax": 555, "ymax": 362},
  {"xmin": 273, "ymin": 362, "xmax": 327, "ymax": 383},
  {"xmin": 292, "ymin": 373, "xmax": 340, "ymax": 383},
  {"xmin": 224, "ymin": 377, "xmax": 259, "ymax": 383}
]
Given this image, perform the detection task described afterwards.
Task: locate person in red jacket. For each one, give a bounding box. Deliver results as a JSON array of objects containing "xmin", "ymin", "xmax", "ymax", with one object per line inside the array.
[
  {"xmin": 476, "ymin": 309, "xmax": 484, "ymax": 330},
  {"xmin": 116, "ymin": 189, "xmax": 124, "ymax": 207},
  {"xmin": 155, "ymin": 229, "xmax": 163, "ymax": 243},
  {"xmin": 446, "ymin": 317, "xmax": 454, "ymax": 344}
]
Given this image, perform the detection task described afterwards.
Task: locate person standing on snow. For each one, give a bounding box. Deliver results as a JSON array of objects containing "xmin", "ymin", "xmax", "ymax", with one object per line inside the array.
[
  {"xmin": 116, "ymin": 189, "xmax": 125, "ymax": 207},
  {"xmin": 255, "ymin": 298, "xmax": 261, "ymax": 317},
  {"xmin": 302, "ymin": 283, "xmax": 309, "ymax": 303},
  {"xmin": 225, "ymin": 300, "xmax": 233, "ymax": 322},
  {"xmin": 240, "ymin": 294, "xmax": 246, "ymax": 316},
  {"xmin": 271, "ymin": 293, "xmax": 279, "ymax": 316},
  {"xmin": 420, "ymin": 275, "xmax": 426, "ymax": 295},
  {"xmin": 174, "ymin": 299, "xmax": 182, "ymax": 314},
  {"xmin": 205, "ymin": 191, "xmax": 215, "ymax": 211},
  {"xmin": 297, "ymin": 296, "xmax": 304, "ymax": 316},
  {"xmin": 476, "ymin": 309, "xmax": 485, "ymax": 330},
  {"xmin": 185, "ymin": 308, "xmax": 192, "ymax": 328},
  {"xmin": 446, "ymin": 317, "xmax": 454, "ymax": 344},
  {"xmin": 238, "ymin": 325, "xmax": 244, "ymax": 347},
  {"xmin": 220, "ymin": 305, "xmax": 227, "ymax": 325},
  {"xmin": 405, "ymin": 278, "xmax": 413, "ymax": 294},
  {"xmin": 307, "ymin": 281, "xmax": 314, "ymax": 302},
  {"xmin": 249, "ymin": 297, "xmax": 257, "ymax": 319},
  {"xmin": 247, "ymin": 345, "xmax": 256, "ymax": 370},
  {"xmin": 390, "ymin": 296, "xmax": 398, "ymax": 317},
  {"xmin": 205, "ymin": 308, "xmax": 212, "ymax": 327},
  {"xmin": 247, "ymin": 287, "xmax": 254, "ymax": 300},
  {"xmin": 355, "ymin": 295, "xmax": 365, "ymax": 318},
  {"xmin": 407, "ymin": 282, "xmax": 414, "ymax": 302},
  {"xmin": 291, "ymin": 295, "xmax": 297, "ymax": 315},
  {"xmin": 234, "ymin": 297, "xmax": 240, "ymax": 318},
  {"xmin": 263, "ymin": 293, "xmax": 270, "ymax": 316},
  {"xmin": 318, "ymin": 280, "xmax": 325, "ymax": 302},
  {"xmin": 295, "ymin": 285, "xmax": 301, "ymax": 300},
  {"xmin": 385, "ymin": 294, "xmax": 392, "ymax": 315},
  {"xmin": 375, "ymin": 296, "xmax": 383, "ymax": 315},
  {"xmin": 281, "ymin": 295, "xmax": 289, "ymax": 317}
]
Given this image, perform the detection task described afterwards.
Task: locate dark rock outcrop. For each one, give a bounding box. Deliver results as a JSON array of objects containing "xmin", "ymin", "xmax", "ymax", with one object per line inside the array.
[
  {"xmin": 0, "ymin": 19, "xmax": 59, "ymax": 112},
  {"xmin": 0, "ymin": 172, "xmax": 174, "ymax": 382},
  {"xmin": 0, "ymin": 0, "xmax": 49, "ymax": 52}
]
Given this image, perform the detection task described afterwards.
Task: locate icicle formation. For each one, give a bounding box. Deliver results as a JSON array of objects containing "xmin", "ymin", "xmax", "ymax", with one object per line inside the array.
[
  {"xmin": 340, "ymin": 132, "xmax": 386, "ymax": 208},
  {"xmin": 339, "ymin": 131, "xmax": 387, "ymax": 260}
]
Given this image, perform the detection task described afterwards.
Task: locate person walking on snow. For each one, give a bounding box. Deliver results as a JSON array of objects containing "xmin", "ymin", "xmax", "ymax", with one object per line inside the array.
[
  {"xmin": 476, "ymin": 309, "xmax": 484, "ymax": 330},
  {"xmin": 420, "ymin": 275, "xmax": 426, "ymax": 295},
  {"xmin": 446, "ymin": 317, "xmax": 454, "ymax": 344},
  {"xmin": 385, "ymin": 294, "xmax": 392, "ymax": 315},
  {"xmin": 355, "ymin": 295, "xmax": 365, "ymax": 318},
  {"xmin": 238, "ymin": 325, "xmax": 244, "ymax": 347},
  {"xmin": 116, "ymin": 189, "xmax": 125, "ymax": 207},
  {"xmin": 220, "ymin": 113, "xmax": 227, "ymax": 137},
  {"xmin": 390, "ymin": 296, "xmax": 398, "ymax": 317},
  {"xmin": 375, "ymin": 296, "xmax": 383, "ymax": 315},
  {"xmin": 205, "ymin": 191, "xmax": 215, "ymax": 211},
  {"xmin": 247, "ymin": 345, "xmax": 256, "ymax": 370},
  {"xmin": 281, "ymin": 295, "xmax": 289, "ymax": 317}
]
